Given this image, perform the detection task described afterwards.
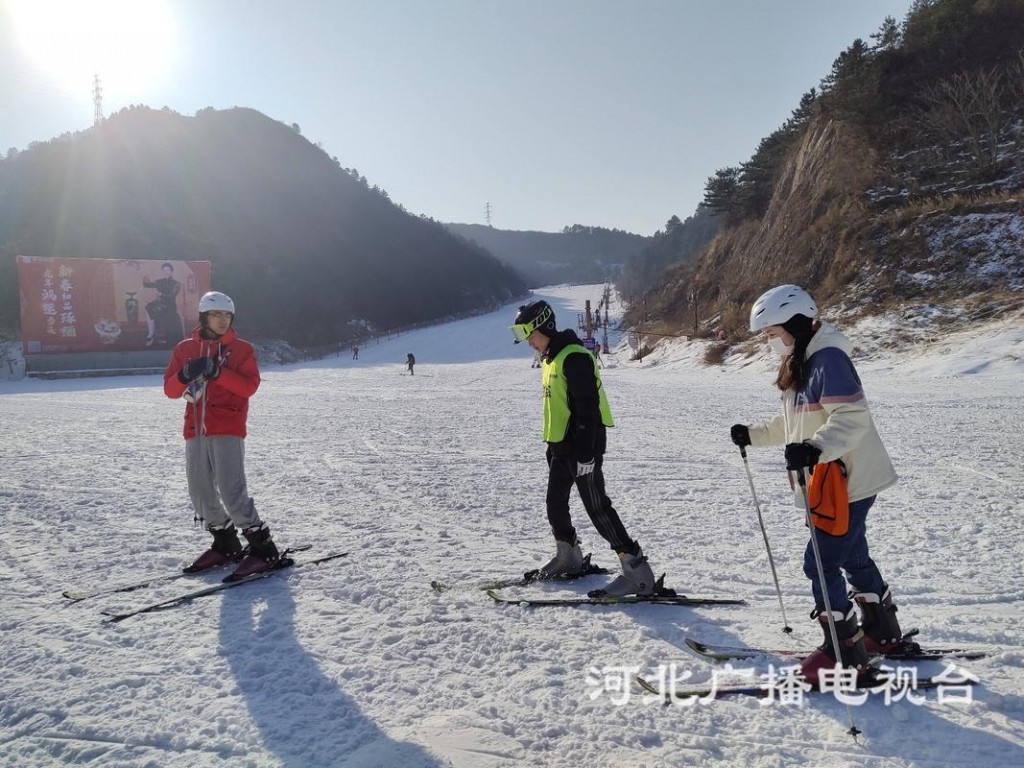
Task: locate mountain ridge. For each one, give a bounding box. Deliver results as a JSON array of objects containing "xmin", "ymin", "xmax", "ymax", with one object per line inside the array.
[
  {"xmin": 445, "ymin": 222, "xmax": 649, "ymax": 287},
  {"xmin": 0, "ymin": 106, "xmax": 528, "ymax": 345}
]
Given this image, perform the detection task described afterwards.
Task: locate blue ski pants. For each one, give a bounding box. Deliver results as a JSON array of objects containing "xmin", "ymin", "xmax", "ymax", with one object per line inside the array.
[{"xmin": 803, "ymin": 494, "xmax": 886, "ymax": 615}]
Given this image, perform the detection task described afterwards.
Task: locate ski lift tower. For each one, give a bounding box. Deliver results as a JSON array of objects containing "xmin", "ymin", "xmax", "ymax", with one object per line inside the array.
[
  {"xmin": 92, "ymin": 75, "xmax": 104, "ymax": 125},
  {"xmin": 601, "ymin": 307, "xmax": 609, "ymax": 355},
  {"xmin": 600, "ymin": 284, "xmax": 612, "ymax": 353}
]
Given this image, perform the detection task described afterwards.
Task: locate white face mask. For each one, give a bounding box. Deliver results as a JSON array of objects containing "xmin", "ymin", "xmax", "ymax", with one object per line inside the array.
[{"xmin": 768, "ymin": 336, "xmax": 794, "ymax": 356}]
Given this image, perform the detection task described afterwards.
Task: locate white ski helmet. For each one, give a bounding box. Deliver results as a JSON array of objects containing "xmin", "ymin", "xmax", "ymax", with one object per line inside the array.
[
  {"xmin": 749, "ymin": 285, "xmax": 818, "ymax": 332},
  {"xmin": 199, "ymin": 291, "xmax": 235, "ymax": 315}
]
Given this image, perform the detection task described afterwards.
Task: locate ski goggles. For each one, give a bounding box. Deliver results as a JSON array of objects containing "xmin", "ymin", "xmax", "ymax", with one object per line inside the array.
[
  {"xmin": 510, "ymin": 305, "xmax": 553, "ymax": 343},
  {"xmin": 510, "ymin": 323, "xmax": 535, "ymax": 344}
]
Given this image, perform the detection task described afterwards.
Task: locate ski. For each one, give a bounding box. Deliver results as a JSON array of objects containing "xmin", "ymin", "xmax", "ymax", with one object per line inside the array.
[
  {"xmin": 634, "ymin": 671, "xmax": 978, "ymax": 701},
  {"xmin": 65, "ymin": 571, "xmax": 194, "ymax": 602},
  {"xmin": 63, "ymin": 544, "xmax": 314, "ymax": 602},
  {"xmin": 100, "ymin": 549, "xmax": 348, "ymax": 622},
  {"xmin": 486, "ymin": 589, "xmax": 745, "ymax": 608},
  {"xmin": 684, "ymin": 628, "xmax": 990, "ymax": 662},
  {"xmin": 431, "ymin": 553, "xmax": 610, "ymax": 594}
]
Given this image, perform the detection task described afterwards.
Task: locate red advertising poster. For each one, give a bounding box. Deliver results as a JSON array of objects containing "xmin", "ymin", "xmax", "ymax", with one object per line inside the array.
[{"xmin": 17, "ymin": 257, "xmax": 212, "ymax": 355}]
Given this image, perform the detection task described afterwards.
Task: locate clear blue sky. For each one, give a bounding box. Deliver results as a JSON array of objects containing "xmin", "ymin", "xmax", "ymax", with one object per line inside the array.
[{"xmin": 1, "ymin": 0, "xmax": 915, "ymax": 235}]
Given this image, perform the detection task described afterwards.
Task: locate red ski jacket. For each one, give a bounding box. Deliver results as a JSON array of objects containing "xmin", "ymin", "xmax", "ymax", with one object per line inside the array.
[{"xmin": 163, "ymin": 326, "xmax": 260, "ymax": 439}]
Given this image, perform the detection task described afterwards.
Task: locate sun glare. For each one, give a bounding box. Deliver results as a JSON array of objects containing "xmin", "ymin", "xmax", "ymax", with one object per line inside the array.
[{"xmin": 11, "ymin": 0, "xmax": 176, "ymax": 96}]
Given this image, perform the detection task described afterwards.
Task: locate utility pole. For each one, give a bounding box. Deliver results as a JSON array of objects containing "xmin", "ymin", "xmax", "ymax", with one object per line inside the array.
[
  {"xmin": 485, "ymin": 202, "xmax": 492, "ymax": 227},
  {"xmin": 92, "ymin": 74, "xmax": 104, "ymax": 125}
]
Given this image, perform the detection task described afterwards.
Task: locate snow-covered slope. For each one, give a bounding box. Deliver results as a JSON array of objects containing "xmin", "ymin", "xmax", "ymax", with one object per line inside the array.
[{"xmin": 1, "ymin": 284, "xmax": 1022, "ymax": 767}]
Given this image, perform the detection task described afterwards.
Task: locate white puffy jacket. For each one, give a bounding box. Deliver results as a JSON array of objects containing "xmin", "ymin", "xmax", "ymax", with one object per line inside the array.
[{"xmin": 748, "ymin": 322, "xmax": 897, "ymax": 503}]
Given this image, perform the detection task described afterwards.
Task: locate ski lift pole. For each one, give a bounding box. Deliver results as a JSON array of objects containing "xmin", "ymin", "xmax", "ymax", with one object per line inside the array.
[
  {"xmin": 739, "ymin": 446, "xmax": 791, "ymax": 633},
  {"xmin": 798, "ymin": 467, "xmax": 861, "ymax": 739}
]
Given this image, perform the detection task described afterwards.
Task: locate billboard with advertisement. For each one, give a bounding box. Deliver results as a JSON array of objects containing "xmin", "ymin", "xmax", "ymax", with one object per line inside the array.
[{"xmin": 16, "ymin": 256, "xmax": 212, "ymax": 355}]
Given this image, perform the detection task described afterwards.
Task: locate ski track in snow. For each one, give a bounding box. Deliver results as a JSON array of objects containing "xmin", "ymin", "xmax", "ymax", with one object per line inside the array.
[{"xmin": 1, "ymin": 284, "xmax": 1022, "ymax": 768}]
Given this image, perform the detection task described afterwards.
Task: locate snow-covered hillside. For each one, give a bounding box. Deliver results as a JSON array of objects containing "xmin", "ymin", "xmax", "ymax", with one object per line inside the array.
[{"xmin": 1, "ymin": 284, "xmax": 1022, "ymax": 767}]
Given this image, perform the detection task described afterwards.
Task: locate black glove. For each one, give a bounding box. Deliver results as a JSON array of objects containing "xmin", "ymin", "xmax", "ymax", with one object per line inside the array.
[
  {"xmin": 785, "ymin": 441, "xmax": 821, "ymax": 470},
  {"xmin": 179, "ymin": 356, "xmax": 217, "ymax": 384},
  {"xmin": 730, "ymin": 424, "xmax": 751, "ymax": 448}
]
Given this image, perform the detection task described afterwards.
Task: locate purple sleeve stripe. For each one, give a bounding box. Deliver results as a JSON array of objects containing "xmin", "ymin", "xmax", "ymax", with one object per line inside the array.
[
  {"xmin": 795, "ymin": 402, "xmax": 825, "ymax": 413},
  {"xmin": 821, "ymin": 392, "xmax": 864, "ymax": 404}
]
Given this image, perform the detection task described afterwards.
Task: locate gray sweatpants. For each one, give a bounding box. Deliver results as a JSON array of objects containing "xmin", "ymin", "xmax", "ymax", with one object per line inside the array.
[{"xmin": 185, "ymin": 435, "xmax": 262, "ymax": 531}]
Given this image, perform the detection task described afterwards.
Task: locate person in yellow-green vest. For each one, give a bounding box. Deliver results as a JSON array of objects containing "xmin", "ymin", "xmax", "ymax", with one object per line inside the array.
[{"xmin": 511, "ymin": 300, "xmax": 657, "ymax": 597}]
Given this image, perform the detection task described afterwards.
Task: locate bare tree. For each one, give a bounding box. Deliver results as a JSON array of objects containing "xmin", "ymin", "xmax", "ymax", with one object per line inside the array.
[{"xmin": 919, "ymin": 66, "xmax": 1007, "ymax": 177}]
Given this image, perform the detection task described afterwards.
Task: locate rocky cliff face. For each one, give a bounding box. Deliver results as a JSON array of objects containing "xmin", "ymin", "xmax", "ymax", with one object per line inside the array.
[
  {"xmin": 639, "ymin": 111, "xmax": 1023, "ymax": 339},
  {"xmin": 645, "ymin": 114, "xmax": 879, "ymax": 331}
]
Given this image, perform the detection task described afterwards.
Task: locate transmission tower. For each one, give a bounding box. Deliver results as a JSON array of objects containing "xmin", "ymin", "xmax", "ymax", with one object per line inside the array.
[
  {"xmin": 92, "ymin": 74, "xmax": 104, "ymax": 125},
  {"xmin": 485, "ymin": 202, "xmax": 492, "ymax": 227}
]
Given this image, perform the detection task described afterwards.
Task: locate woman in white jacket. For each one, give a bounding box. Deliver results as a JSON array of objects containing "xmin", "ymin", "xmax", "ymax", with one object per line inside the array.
[{"xmin": 730, "ymin": 285, "xmax": 909, "ymax": 684}]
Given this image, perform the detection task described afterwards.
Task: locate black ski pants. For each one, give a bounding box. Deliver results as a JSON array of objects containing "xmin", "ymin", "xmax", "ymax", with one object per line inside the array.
[{"xmin": 545, "ymin": 450, "xmax": 635, "ymax": 554}]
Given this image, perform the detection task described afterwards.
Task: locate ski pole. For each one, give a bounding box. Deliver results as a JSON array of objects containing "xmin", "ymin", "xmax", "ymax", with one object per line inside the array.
[
  {"xmin": 798, "ymin": 467, "xmax": 861, "ymax": 738},
  {"xmin": 739, "ymin": 446, "xmax": 792, "ymax": 633}
]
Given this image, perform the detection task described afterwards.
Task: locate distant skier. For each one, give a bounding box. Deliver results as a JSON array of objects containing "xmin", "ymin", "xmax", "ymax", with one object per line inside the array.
[
  {"xmin": 510, "ymin": 300, "xmax": 657, "ymax": 596},
  {"xmin": 352, "ymin": 345, "xmax": 359, "ymax": 360},
  {"xmin": 163, "ymin": 291, "xmax": 281, "ymax": 582},
  {"xmin": 731, "ymin": 285, "xmax": 905, "ymax": 685},
  {"xmin": 406, "ymin": 352, "xmax": 415, "ymax": 375}
]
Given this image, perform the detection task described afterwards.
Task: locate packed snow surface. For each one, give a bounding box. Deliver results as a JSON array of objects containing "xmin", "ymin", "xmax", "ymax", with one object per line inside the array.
[{"xmin": 1, "ymin": 284, "xmax": 1022, "ymax": 767}]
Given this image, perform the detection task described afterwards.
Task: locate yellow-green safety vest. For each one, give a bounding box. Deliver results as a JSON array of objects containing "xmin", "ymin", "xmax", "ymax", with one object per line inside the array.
[{"xmin": 542, "ymin": 344, "xmax": 614, "ymax": 441}]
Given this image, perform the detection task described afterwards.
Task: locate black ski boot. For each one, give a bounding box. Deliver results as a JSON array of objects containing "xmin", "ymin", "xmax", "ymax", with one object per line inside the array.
[
  {"xmin": 854, "ymin": 584, "xmax": 909, "ymax": 655},
  {"xmin": 225, "ymin": 524, "xmax": 280, "ymax": 581},
  {"xmin": 184, "ymin": 525, "xmax": 244, "ymax": 573},
  {"xmin": 799, "ymin": 604, "xmax": 876, "ymax": 687}
]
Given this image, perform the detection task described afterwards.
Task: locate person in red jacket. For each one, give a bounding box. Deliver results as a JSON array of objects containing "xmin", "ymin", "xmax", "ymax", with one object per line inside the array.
[{"xmin": 163, "ymin": 291, "xmax": 280, "ymax": 581}]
